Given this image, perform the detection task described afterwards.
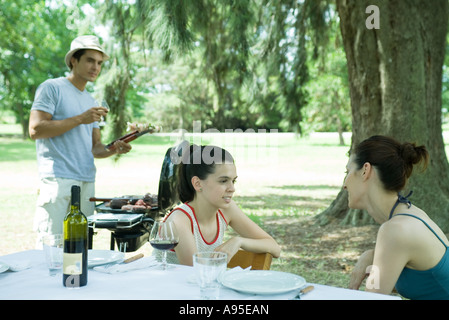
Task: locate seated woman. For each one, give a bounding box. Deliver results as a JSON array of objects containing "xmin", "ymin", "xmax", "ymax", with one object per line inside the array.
[
  {"xmin": 154, "ymin": 144, "xmax": 281, "ymax": 266},
  {"xmin": 345, "ymin": 135, "xmax": 449, "ymax": 299}
]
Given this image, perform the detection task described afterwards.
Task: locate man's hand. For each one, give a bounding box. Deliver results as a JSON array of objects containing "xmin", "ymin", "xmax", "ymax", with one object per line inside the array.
[
  {"xmin": 113, "ymin": 140, "xmax": 132, "ymax": 154},
  {"xmin": 79, "ymin": 107, "xmax": 108, "ymax": 124},
  {"xmin": 92, "ymin": 128, "xmax": 132, "ymax": 158}
]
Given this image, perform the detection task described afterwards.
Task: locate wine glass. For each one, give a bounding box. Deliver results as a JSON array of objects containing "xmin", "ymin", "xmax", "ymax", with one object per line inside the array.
[
  {"xmin": 98, "ymin": 99, "xmax": 109, "ymax": 126},
  {"xmin": 149, "ymin": 220, "xmax": 179, "ymax": 270}
]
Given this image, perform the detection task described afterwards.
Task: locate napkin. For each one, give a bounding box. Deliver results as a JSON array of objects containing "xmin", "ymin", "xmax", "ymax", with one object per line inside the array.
[
  {"xmin": 93, "ymin": 256, "xmax": 158, "ymax": 274},
  {"xmin": 0, "ymin": 260, "xmax": 32, "ymax": 272},
  {"xmin": 226, "ymin": 266, "xmax": 252, "ymax": 273}
]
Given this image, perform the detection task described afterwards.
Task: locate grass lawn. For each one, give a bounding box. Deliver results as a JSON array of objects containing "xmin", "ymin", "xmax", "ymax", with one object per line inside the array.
[{"xmin": 0, "ymin": 124, "xmax": 373, "ymax": 289}]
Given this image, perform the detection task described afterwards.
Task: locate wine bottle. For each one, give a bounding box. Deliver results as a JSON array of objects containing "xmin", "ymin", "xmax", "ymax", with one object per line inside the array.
[{"xmin": 63, "ymin": 185, "xmax": 88, "ymax": 287}]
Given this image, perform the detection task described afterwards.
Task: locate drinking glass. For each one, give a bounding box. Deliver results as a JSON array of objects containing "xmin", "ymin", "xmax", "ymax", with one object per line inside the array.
[
  {"xmin": 98, "ymin": 99, "xmax": 109, "ymax": 126},
  {"xmin": 149, "ymin": 221, "xmax": 179, "ymax": 270},
  {"xmin": 42, "ymin": 234, "xmax": 63, "ymax": 276},
  {"xmin": 193, "ymin": 252, "xmax": 227, "ymax": 299}
]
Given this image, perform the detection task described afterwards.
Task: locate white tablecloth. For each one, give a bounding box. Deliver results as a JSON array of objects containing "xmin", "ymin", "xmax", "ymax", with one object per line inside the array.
[{"xmin": 0, "ymin": 250, "xmax": 400, "ymax": 300}]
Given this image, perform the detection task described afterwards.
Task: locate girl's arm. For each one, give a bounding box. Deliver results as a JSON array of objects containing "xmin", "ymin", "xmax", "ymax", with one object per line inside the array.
[{"xmin": 215, "ymin": 201, "xmax": 281, "ymax": 261}]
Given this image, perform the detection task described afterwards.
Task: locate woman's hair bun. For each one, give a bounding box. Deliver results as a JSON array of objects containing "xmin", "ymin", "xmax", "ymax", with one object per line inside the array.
[
  {"xmin": 399, "ymin": 142, "xmax": 429, "ymax": 169},
  {"xmin": 354, "ymin": 135, "xmax": 429, "ymax": 192}
]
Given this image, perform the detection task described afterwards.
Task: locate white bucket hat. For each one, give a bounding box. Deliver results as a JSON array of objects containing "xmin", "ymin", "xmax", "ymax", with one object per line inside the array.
[{"xmin": 64, "ymin": 35, "xmax": 110, "ymax": 69}]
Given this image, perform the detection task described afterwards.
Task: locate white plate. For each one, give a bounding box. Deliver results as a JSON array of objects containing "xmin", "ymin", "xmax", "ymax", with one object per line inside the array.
[
  {"xmin": 88, "ymin": 250, "xmax": 125, "ymax": 267},
  {"xmin": 218, "ymin": 270, "xmax": 306, "ymax": 295},
  {"xmin": 0, "ymin": 262, "xmax": 9, "ymax": 273}
]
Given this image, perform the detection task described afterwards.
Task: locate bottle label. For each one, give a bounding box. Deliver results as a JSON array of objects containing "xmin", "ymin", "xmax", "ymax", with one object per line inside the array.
[{"xmin": 63, "ymin": 253, "xmax": 83, "ymax": 275}]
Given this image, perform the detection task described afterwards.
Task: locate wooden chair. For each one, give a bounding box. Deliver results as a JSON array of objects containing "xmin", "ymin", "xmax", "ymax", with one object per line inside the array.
[{"xmin": 227, "ymin": 250, "xmax": 273, "ymax": 270}]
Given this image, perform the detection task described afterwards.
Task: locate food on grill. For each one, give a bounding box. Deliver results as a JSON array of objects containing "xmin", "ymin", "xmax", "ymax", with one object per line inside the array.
[
  {"xmin": 106, "ymin": 193, "xmax": 158, "ymax": 212},
  {"xmin": 110, "ymin": 198, "xmax": 129, "ymax": 209},
  {"xmin": 127, "ymin": 122, "xmax": 161, "ymax": 132},
  {"xmin": 131, "ymin": 199, "xmax": 149, "ymax": 213}
]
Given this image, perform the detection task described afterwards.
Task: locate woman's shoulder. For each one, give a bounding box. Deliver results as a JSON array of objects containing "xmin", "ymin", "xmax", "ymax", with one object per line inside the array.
[
  {"xmin": 378, "ymin": 216, "xmax": 416, "ymax": 245},
  {"xmin": 380, "ymin": 209, "xmax": 433, "ymax": 246}
]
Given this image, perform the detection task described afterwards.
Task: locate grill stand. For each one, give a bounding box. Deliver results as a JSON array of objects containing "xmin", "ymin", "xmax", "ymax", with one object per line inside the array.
[{"xmin": 87, "ymin": 141, "xmax": 186, "ymax": 252}]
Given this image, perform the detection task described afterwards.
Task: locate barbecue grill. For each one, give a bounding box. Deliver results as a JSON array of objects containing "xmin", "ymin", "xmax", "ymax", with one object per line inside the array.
[{"xmin": 88, "ymin": 140, "xmax": 187, "ymax": 252}]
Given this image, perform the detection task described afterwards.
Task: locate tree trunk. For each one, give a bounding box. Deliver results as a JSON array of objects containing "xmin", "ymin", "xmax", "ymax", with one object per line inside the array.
[{"xmin": 317, "ymin": 0, "xmax": 449, "ymax": 232}]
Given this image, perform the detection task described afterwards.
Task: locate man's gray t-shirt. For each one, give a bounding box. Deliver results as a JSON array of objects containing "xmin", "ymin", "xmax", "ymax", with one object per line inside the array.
[{"xmin": 31, "ymin": 77, "xmax": 99, "ymax": 182}]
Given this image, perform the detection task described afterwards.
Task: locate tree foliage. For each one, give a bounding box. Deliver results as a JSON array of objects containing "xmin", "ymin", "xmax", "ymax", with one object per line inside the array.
[
  {"xmin": 0, "ymin": 0, "xmax": 78, "ymax": 137},
  {"xmin": 303, "ymin": 22, "xmax": 351, "ymax": 144},
  {"xmin": 133, "ymin": 0, "xmax": 335, "ymax": 132},
  {"xmin": 1, "ymin": 0, "xmax": 448, "ymax": 146},
  {"xmin": 0, "ymin": 0, "xmax": 351, "ymax": 136}
]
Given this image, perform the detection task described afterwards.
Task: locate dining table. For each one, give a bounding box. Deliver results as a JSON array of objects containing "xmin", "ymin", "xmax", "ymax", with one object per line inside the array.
[{"xmin": 0, "ymin": 249, "xmax": 401, "ymax": 301}]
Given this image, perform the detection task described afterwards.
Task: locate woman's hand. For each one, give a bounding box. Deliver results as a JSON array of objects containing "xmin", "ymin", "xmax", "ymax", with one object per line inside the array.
[{"xmin": 349, "ymin": 249, "xmax": 374, "ymax": 290}]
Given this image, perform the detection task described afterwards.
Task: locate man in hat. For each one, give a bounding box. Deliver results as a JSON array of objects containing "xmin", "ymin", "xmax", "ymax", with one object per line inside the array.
[{"xmin": 29, "ymin": 35, "xmax": 131, "ymax": 246}]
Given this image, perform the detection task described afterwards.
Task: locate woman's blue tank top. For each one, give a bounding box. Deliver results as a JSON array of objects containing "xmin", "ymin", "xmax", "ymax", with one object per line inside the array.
[{"xmin": 393, "ymin": 213, "xmax": 449, "ymax": 300}]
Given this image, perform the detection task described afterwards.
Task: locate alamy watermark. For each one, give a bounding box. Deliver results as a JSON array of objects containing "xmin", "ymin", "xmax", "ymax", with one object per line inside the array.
[
  {"xmin": 168, "ymin": 120, "xmax": 280, "ymax": 166},
  {"xmin": 365, "ymin": 265, "xmax": 380, "ymax": 290},
  {"xmin": 366, "ymin": 5, "xmax": 380, "ymax": 29}
]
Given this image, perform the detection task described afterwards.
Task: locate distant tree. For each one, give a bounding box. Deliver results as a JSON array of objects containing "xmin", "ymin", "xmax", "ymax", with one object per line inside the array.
[
  {"xmin": 303, "ymin": 34, "xmax": 351, "ymax": 145},
  {"xmin": 96, "ymin": 0, "xmax": 137, "ymax": 142}
]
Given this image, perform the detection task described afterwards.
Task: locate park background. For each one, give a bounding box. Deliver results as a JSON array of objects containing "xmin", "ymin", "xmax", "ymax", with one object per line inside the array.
[{"xmin": 2, "ymin": 0, "xmax": 449, "ymax": 291}]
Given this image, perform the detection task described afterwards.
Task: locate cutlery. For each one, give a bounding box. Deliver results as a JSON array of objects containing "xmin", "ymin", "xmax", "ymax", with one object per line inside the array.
[
  {"xmin": 123, "ymin": 253, "xmax": 144, "ymax": 264},
  {"xmin": 103, "ymin": 253, "xmax": 144, "ymax": 269},
  {"xmin": 293, "ymin": 285, "xmax": 314, "ymax": 300}
]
